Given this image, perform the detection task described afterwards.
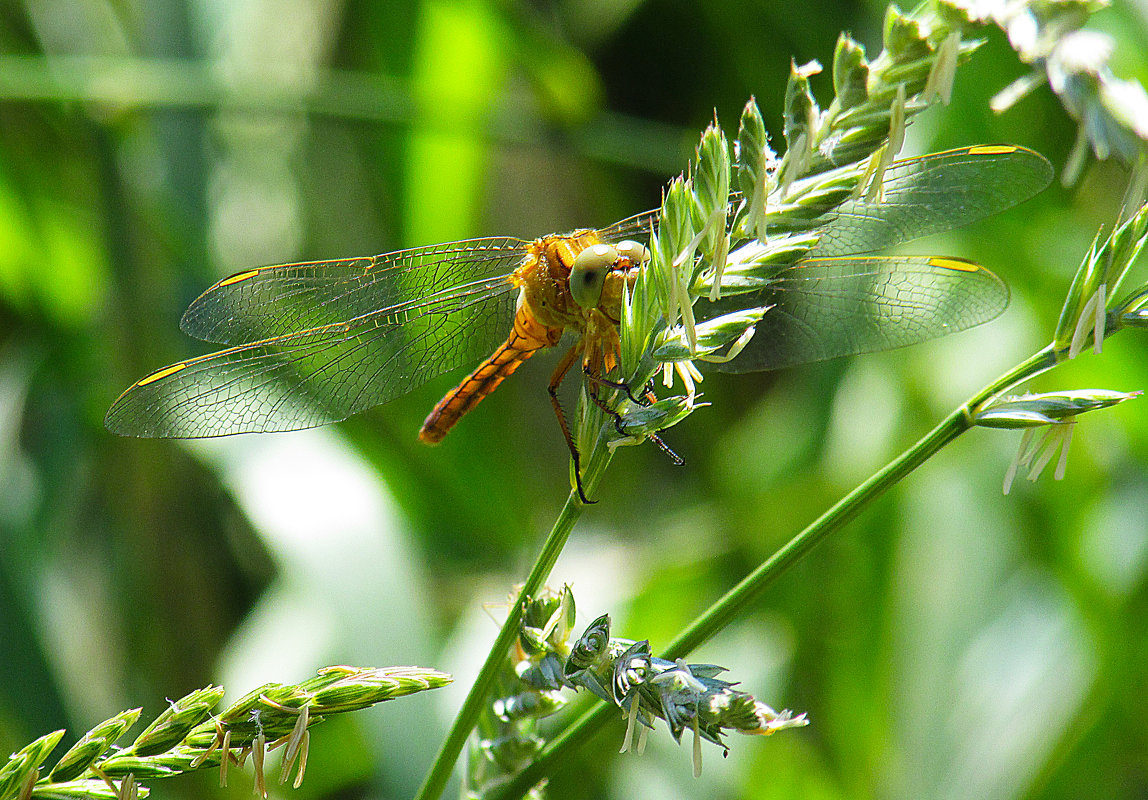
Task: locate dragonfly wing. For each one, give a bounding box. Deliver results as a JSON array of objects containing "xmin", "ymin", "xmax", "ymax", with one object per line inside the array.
[
  {"xmin": 105, "ymin": 275, "xmax": 519, "ymax": 437},
  {"xmin": 181, "ymin": 236, "xmax": 529, "ymax": 345},
  {"xmin": 602, "ymin": 147, "xmax": 1051, "ymax": 260},
  {"xmin": 598, "ymin": 209, "xmax": 660, "ymax": 244},
  {"xmin": 705, "ymin": 255, "xmax": 1008, "ymax": 374},
  {"xmin": 811, "ymin": 145, "xmax": 1054, "ymax": 256}
]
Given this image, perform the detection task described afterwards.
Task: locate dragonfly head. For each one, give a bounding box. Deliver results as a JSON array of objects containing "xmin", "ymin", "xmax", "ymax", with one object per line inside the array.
[
  {"xmin": 570, "ymin": 243, "xmax": 618, "ymax": 308},
  {"xmin": 569, "ymin": 240, "xmax": 649, "ymax": 309}
]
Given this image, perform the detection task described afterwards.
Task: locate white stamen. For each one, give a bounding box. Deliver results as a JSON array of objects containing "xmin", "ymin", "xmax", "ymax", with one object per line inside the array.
[
  {"xmin": 1054, "ymin": 423, "xmax": 1075, "ymax": 480},
  {"xmin": 865, "ymin": 143, "xmax": 894, "ymax": 203},
  {"xmin": 621, "ymin": 698, "xmax": 639, "ymax": 754},
  {"xmin": 709, "ymin": 231, "xmax": 731, "ymax": 302},
  {"xmin": 674, "ymin": 361, "xmax": 698, "ymax": 401},
  {"xmin": 252, "ymin": 731, "xmax": 267, "ymax": 798},
  {"xmin": 723, "ymin": 323, "xmax": 758, "ymax": 362},
  {"xmin": 925, "ymin": 32, "xmax": 961, "ymax": 104},
  {"xmin": 887, "ymin": 85, "xmax": 907, "ymax": 159},
  {"xmin": 678, "ymin": 277, "xmax": 698, "ymax": 353},
  {"xmin": 1028, "ymin": 426, "xmax": 1065, "ymax": 480},
  {"xmin": 280, "ymin": 703, "xmax": 309, "ymax": 785},
  {"xmin": 292, "ymin": 731, "xmax": 309, "ymax": 789},
  {"xmin": 219, "ymin": 729, "xmax": 232, "ymax": 787},
  {"xmin": 852, "ymin": 150, "xmax": 880, "ymax": 200},
  {"xmin": 1004, "ymin": 428, "xmax": 1036, "ymax": 494},
  {"xmin": 990, "ymin": 71, "xmax": 1047, "ymax": 113},
  {"xmin": 1069, "ymin": 288, "xmax": 1101, "ymax": 359}
]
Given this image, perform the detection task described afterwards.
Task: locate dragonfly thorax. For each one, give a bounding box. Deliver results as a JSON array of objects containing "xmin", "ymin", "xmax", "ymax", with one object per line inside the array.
[
  {"xmin": 514, "ymin": 229, "xmax": 645, "ymax": 337},
  {"xmin": 515, "ymin": 230, "xmax": 604, "ymax": 332}
]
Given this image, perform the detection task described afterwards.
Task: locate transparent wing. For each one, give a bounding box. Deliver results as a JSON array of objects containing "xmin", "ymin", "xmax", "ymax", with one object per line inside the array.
[
  {"xmin": 706, "ymin": 255, "xmax": 1008, "ymax": 373},
  {"xmin": 105, "ymin": 273, "xmax": 519, "ymax": 437},
  {"xmin": 808, "ymin": 145, "xmax": 1054, "ymax": 256},
  {"xmin": 598, "ymin": 209, "xmax": 660, "ymax": 244},
  {"xmin": 180, "ymin": 236, "xmax": 529, "ymax": 345}
]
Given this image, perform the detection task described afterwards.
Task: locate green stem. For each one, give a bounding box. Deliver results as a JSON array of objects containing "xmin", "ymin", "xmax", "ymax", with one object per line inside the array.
[
  {"xmin": 488, "ymin": 345, "xmax": 1057, "ymax": 800},
  {"xmin": 415, "ymin": 434, "xmax": 616, "ymax": 800},
  {"xmin": 413, "ymin": 491, "xmax": 583, "ymax": 800}
]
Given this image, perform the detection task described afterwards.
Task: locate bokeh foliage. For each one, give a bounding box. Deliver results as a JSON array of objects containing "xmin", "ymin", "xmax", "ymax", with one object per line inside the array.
[{"xmin": 1, "ymin": 1, "xmax": 1146, "ymax": 799}]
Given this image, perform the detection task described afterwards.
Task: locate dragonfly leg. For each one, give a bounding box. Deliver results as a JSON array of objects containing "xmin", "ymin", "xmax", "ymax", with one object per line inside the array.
[
  {"xmin": 584, "ymin": 370, "xmax": 647, "ymax": 405},
  {"xmin": 548, "ymin": 344, "xmax": 595, "ymax": 505},
  {"xmin": 584, "ymin": 366, "xmax": 685, "ymax": 467},
  {"xmin": 584, "ymin": 370, "xmax": 631, "ymax": 437},
  {"xmin": 583, "ymin": 367, "xmax": 685, "ymax": 466},
  {"xmin": 648, "ymin": 432, "xmax": 686, "ymax": 466}
]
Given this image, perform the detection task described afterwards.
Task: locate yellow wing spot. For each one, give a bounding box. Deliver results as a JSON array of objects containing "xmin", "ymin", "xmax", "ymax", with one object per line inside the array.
[
  {"xmin": 930, "ymin": 257, "xmax": 980, "ymax": 272},
  {"xmin": 967, "ymin": 145, "xmax": 1018, "ymax": 156},
  {"xmin": 137, "ymin": 362, "xmax": 189, "ymax": 386},
  {"xmin": 218, "ymin": 268, "xmax": 262, "ymax": 287}
]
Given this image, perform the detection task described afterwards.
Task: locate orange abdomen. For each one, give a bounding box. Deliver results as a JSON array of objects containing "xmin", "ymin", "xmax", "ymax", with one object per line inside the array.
[{"xmin": 419, "ymin": 306, "xmax": 560, "ymax": 443}]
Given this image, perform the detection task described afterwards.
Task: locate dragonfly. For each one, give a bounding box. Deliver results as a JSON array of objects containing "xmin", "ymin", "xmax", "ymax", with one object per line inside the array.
[{"xmin": 105, "ymin": 144, "xmax": 1053, "ymax": 501}]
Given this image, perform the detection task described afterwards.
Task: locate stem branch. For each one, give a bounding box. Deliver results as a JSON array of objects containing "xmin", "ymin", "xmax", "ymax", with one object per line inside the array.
[{"xmin": 488, "ymin": 345, "xmax": 1057, "ymax": 800}]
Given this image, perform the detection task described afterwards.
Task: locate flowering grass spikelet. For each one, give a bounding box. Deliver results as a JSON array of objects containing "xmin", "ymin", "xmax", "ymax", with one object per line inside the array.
[
  {"xmin": 735, "ymin": 97, "xmax": 775, "ymax": 243},
  {"xmin": 1, "ymin": 667, "xmax": 449, "ymax": 800},
  {"xmin": 561, "ymin": 613, "xmax": 807, "ymax": 775},
  {"xmin": 952, "ymin": 0, "xmax": 1148, "ymax": 178},
  {"xmin": 779, "ymin": 60, "xmax": 821, "ymax": 195},
  {"xmin": 49, "ymin": 710, "xmax": 142, "ymax": 784},
  {"xmin": 0, "ymin": 731, "xmax": 65, "ymax": 800},
  {"xmin": 128, "ymin": 688, "xmax": 223, "ymax": 758},
  {"xmin": 466, "ymin": 587, "xmax": 583, "ymax": 799},
  {"xmin": 983, "ymin": 389, "xmax": 1140, "ymax": 493},
  {"xmin": 693, "ymin": 122, "xmax": 732, "ymax": 300},
  {"xmin": 832, "ymin": 35, "xmax": 870, "ymax": 111}
]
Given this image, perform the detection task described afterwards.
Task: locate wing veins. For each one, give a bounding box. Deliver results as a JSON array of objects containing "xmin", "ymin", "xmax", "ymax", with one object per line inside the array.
[
  {"xmin": 195, "ymin": 274, "xmax": 513, "ymax": 353},
  {"xmin": 133, "ymin": 275, "xmax": 516, "ymax": 432}
]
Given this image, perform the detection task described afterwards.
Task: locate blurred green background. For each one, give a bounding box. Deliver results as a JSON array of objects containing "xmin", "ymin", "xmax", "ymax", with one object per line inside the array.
[{"xmin": 1, "ymin": 0, "xmax": 1147, "ymax": 798}]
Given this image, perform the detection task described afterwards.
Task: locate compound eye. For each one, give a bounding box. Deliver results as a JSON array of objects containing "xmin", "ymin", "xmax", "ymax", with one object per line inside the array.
[
  {"xmin": 570, "ymin": 243, "xmax": 618, "ymax": 308},
  {"xmin": 614, "ymin": 240, "xmax": 650, "ymax": 267}
]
